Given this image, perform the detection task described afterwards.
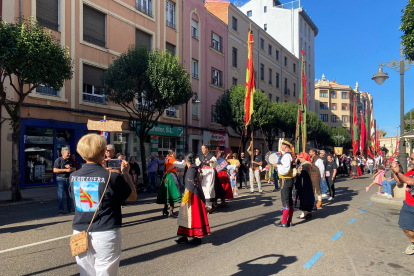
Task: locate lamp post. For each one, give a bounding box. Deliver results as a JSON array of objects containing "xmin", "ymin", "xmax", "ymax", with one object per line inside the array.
[
  {"xmin": 372, "ymin": 43, "xmax": 414, "ymax": 172},
  {"xmin": 334, "ymin": 132, "xmax": 345, "ymax": 147},
  {"xmin": 184, "ymin": 92, "xmax": 201, "ymax": 153}
]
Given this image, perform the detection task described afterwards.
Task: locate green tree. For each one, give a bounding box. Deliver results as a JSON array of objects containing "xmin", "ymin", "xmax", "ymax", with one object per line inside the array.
[
  {"xmin": 0, "ymin": 18, "xmax": 73, "ymax": 200},
  {"xmin": 214, "ymin": 85, "xmax": 272, "ymax": 151},
  {"xmin": 306, "ymin": 112, "xmax": 334, "ymax": 148},
  {"xmin": 278, "ymin": 101, "xmax": 298, "ymax": 137},
  {"xmin": 401, "ymin": 0, "xmax": 414, "ymax": 60},
  {"xmin": 261, "ymin": 101, "xmax": 281, "ymax": 150},
  {"xmin": 330, "ymin": 127, "xmax": 352, "ymax": 148},
  {"xmin": 404, "ymin": 108, "xmax": 414, "ymax": 132},
  {"xmin": 378, "ymin": 129, "xmax": 387, "ymax": 137},
  {"xmin": 104, "ymin": 46, "xmax": 192, "ymax": 184}
]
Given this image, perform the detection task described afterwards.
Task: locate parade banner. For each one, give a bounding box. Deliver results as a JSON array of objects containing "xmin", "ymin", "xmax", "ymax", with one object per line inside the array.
[
  {"xmin": 87, "ymin": 119, "xmax": 123, "ymax": 132},
  {"xmin": 203, "ymin": 131, "xmax": 229, "ymax": 153},
  {"xmin": 244, "ymin": 30, "xmax": 256, "ymax": 128},
  {"xmin": 334, "ymin": 147, "xmax": 343, "ymax": 155},
  {"xmin": 352, "ymin": 97, "xmax": 358, "ymax": 156}
]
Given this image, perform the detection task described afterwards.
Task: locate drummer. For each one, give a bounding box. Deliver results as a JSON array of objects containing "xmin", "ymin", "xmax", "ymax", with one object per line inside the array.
[{"xmin": 266, "ymin": 151, "xmax": 280, "ymax": 192}]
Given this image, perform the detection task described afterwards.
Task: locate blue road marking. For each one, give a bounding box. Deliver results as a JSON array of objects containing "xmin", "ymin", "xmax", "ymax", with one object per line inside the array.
[
  {"xmin": 303, "ymin": 251, "xmax": 324, "ymax": 268},
  {"xmin": 359, "ymin": 209, "xmax": 366, "ymax": 214},
  {"xmin": 348, "ymin": 218, "xmax": 357, "ymax": 225},
  {"xmin": 367, "ymin": 201, "xmax": 372, "ymax": 206},
  {"xmin": 331, "ymin": 231, "xmax": 344, "ymax": 241}
]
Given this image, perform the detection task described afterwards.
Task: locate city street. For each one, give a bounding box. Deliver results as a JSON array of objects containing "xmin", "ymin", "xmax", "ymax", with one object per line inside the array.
[{"xmin": 0, "ymin": 175, "xmax": 411, "ymax": 276}]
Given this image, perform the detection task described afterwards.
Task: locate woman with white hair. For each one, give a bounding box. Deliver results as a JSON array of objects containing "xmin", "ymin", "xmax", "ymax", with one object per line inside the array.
[{"xmin": 70, "ymin": 134, "xmax": 137, "ymax": 275}]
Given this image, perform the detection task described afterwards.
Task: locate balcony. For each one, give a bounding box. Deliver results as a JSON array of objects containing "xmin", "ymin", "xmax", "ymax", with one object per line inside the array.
[
  {"xmin": 135, "ymin": 1, "xmax": 153, "ymax": 17},
  {"xmin": 36, "ymin": 85, "xmax": 59, "ymax": 97},
  {"xmin": 166, "ymin": 20, "xmax": 176, "ymax": 30},
  {"xmin": 83, "ymin": 93, "xmax": 105, "ymax": 104}
]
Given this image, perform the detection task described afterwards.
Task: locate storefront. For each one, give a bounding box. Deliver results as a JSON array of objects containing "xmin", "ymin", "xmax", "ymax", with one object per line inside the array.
[
  {"xmin": 19, "ymin": 118, "xmax": 90, "ymax": 188},
  {"xmin": 137, "ymin": 124, "xmax": 184, "ymax": 157},
  {"xmin": 203, "ymin": 131, "xmax": 229, "ymax": 155}
]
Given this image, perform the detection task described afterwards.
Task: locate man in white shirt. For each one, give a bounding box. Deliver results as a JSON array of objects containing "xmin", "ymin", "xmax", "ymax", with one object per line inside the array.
[{"xmin": 309, "ymin": 149, "xmax": 324, "ymax": 208}]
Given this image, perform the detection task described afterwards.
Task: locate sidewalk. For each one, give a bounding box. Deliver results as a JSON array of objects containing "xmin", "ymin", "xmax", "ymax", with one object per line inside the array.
[{"xmin": 0, "ymin": 187, "xmax": 57, "ymax": 207}]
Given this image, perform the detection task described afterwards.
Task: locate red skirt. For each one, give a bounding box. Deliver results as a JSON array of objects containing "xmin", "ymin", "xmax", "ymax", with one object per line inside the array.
[
  {"xmin": 177, "ymin": 193, "xmax": 210, "ymax": 238},
  {"xmin": 218, "ymin": 170, "xmax": 234, "ymax": 199},
  {"xmin": 357, "ymin": 166, "xmax": 362, "ymax": 176}
]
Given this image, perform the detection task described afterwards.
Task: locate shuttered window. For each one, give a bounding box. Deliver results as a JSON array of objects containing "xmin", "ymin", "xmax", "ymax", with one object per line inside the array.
[
  {"xmin": 36, "ymin": 0, "xmax": 59, "ymax": 31},
  {"xmin": 83, "ymin": 64, "xmax": 106, "ymax": 104},
  {"xmin": 166, "ymin": 42, "xmax": 176, "ymax": 55},
  {"xmin": 83, "ymin": 5, "xmax": 106, "ymax": 47},
  {"xmin": 135, "ymin": 29, "xmax": 152, "ymax": 51}
]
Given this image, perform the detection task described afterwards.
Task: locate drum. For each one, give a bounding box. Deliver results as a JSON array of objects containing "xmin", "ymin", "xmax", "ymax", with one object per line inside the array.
[{"xmin": 265, "ymin": 151, "xmax": 280, "ymax": 165}]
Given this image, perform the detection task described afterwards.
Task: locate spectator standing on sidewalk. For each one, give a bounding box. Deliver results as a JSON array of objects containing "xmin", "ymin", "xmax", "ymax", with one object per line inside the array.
[
  {"xmin": 238, "ymin": 152, "xmax": 249, "ymax": 189},
  {"xmin": 390, "ymin": 153, "xmax": 414, "ymax": 255},
  {"xmin": 147, "ymin": 154, "xmax": 159, "ymax": 193},
  {"xmin": 319, "ymin": 150, "xmax": 328, "ymax": 198},
  {"xmin": 247, "ymin": 144, "xmax": 263, "ymax": 194},
  {"xmin": 53, "ymin": 147, "xmax": 76, "ymax": 215},
  {"xmin": 367, "ymin": 157, "xmax": 374, "ymax": 174}
]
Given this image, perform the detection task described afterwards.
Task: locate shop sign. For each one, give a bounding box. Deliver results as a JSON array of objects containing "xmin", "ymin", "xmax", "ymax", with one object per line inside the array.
[
  {"xmin": 203, "ymin": 131, "xmax": 229, "ymax": 152},
  {"xmin": 24, "ymin": 135, "xmax": 53, "ymax": 144},
  {"xmin": 150, "ymin": 135, "xmax": 159, "ymax": 143},
  {"xmin": 87, "ymin": 119, "xmax": 123, "ymax": 132},
  {"xmin": 137, "ymin": 124, "xmax": 183, "ymax": 137}
]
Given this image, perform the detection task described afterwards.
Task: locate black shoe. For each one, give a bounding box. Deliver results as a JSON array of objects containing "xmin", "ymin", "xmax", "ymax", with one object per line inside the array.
[
  {"xmin": 57, "ymin": 211, "xmax": 64, "ymax": 216},
  {"xmin": 275, "ymin": 222, "xmax": 290, "ymax": 228},
  {"xmin": 168, "ymin": 213, "xmax": 177, "ymax": 218},
  {"xmin": 207, "ymin": 207, "xmax": 217, "ymax": 214},
  {"xmin": 175, "ymin": 237, "xmax": 189, "ymax": 244},
  {"xmin": 189, "ymin": 237, "xmax": 202, "ymax": 245}
]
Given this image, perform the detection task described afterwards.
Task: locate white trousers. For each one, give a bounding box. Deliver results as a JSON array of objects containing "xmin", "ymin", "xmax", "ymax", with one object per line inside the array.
[
  {"xmin": 249, "ymin": 168, "xmax": 262, "ymax": 192},
  {"xmin": 74, "ymin": 228, "xmax": 122, "ymax": 276}
]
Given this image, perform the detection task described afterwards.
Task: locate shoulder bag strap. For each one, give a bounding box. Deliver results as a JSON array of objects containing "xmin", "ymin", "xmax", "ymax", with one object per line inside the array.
[{"xmin": 86, "ymin": 171, "xmax": 111, "ymax": 233}]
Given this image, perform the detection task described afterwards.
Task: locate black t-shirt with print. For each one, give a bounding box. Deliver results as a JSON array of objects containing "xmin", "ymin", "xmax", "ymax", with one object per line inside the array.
[
  {"xmin": 70, "ymin": 163, "xmax": 132, "ymax": 232},
  {"xmin": 54, "ymin": 157, "xmax": 74, "ymax": 178},
  {"xmin": 253, "ymin": 155, "xmax": 263, "ymax": 168},
  {"xmin": 325, "ymin": 160, "xmax": 338, "ymax": 173}
]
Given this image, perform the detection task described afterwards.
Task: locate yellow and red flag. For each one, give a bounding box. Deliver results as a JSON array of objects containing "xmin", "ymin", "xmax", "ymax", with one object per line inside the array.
[
  {"xmin": 244, "ymin": 30, "xmax": 256, "ymax": 128},
  {"xmin": 80, "ymin": 187, "xmax": 98, "ymax": 208}
]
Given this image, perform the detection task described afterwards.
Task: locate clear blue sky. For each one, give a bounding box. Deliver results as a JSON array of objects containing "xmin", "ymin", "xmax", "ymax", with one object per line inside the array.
[{"xmin": 231, "ymin": 0, "xmax": 413, "ymax": 137}]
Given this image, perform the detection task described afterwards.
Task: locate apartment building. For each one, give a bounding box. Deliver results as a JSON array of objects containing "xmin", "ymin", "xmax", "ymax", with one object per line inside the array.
[
  {"xmin": 238, "ymin": 0, "xmax": 318, "ymax": 112},
  {"xmin": 0, "ymin": 0, "xmax": 183, "ymax": 190},
  {"xmin": 205, "ymin": 0, "xmax": 299, "ymax": 152}
]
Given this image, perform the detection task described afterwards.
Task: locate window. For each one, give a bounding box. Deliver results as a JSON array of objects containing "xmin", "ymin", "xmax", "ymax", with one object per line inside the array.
[
  {"xmin": 264, "ymin": 24, "xmax": 267, "ymax": 31},
  {"xmin": 192, "ymin": 102, "xmax": 199, "ymax": 119},
  {"xmin": 166, "ymin": 106, "xmax": 177, "ymax": 117},
  {"xmin": 232, "ymin": 78, "xmax": 237, "ymax": 87},
  {"xmin": 247, "ymin": 10, "xmax": 252, "ymax": 17},
  {"xmin": 332, "ymin": 103, "xmax": 337, "ymax": 110},
  {"xmin": 284, "ymin": 57, "xmax": 287, "ymax": 66},
  {"xmin": 293, "ymin": 63, "xmax": 296, "ymax": 72},
  {"xmin": 166, "ymin": 42, "xmax": 176, "ymax": 55},
  {"xmin": 232, "ymin": 47, "xmax": 238, "ymax": 67},
  {"xmin": 192, "ymin": 59, "xmax": 198, "ymax": 79},
  {"xmin": 36, "ymin": 84, "xmax": 59, "ymax": 97},
  {"xmin": 276, "ymin": 50, "xmax": 279, "ymax": 60},
  {"xmin": 320, "ymin": 102, "xmax": 328, "ymax": 110},
  {"xmin": 232, "ymin": 16, "xmax": 237, "ymax": 31},
  {"xmin": 83, "ymin": 64, "xmax": 105, "ymax": 104},
  {"xmin": 293, "ymin": 83, "xmax": 296, "ymax": 97},
  {"xmin": 269, "ymin": 68, "xmax": 272, "ymax": 84},
  {"xmin": 211, "ymin": 68, "xmax": 223, "ymax": 87},
  {"xmin": 320, "ymin": 91, "xmax": 328, "ymax": 97},
  {"xmin": 331, "ymin": 115, "xmax": 337, "ymax": 122},
  {"xmin": 36, "ymin": 0, "xmax": 59, "ymax": 31},
  {"xmin": 264, "ymin": 6, "xmax": 267, "ymax": 12},
  {"xmin": 268, "ymin": 45, "xmax": 272, "ymax": 55},
  {"xmin": 342, "ymin": 104, "xmax": 348, "ymax": 111},
  {"xmin": 83, "ymin": 5, "xmax": 106, "ymax": 47},
  {"xmin": 212, "ymin": 105, "xmax": 219, "ymax": 123},
  {"xmin": 342, "ymin": 92, "xmax": 348, "ymax": 99},
  {"xmin": 135, "ymin": 0, "xmax": 153, "ymax": 17},
  {"xmin": 269, "ymin": 93, "xmax": 272, "ymax": 100},
  {"xmin": 260, "ymin": 64, "xmax": 264, "ymax": 81},
  {"xmin": 342, "ymin": 116, "xmax": 348, "ymax": 122},
  {"xmin": 305, "ymin": 42, "xmax": 307, "ymax": 55},
  {"xmin": 284, "ymin": 78, "xmax": 288, "ymax": 94},
  {"xmin": 136, "ymin": 28, "xmax": 152, "ymax": 51},
  {"xmin": 212, "ymin": 32, "xmax": 222, "ymax": 52},
  {"xmin": 276, "ymin": 96, "xmax": 279, "ymax": 102},
  {"xmin": 276, "ymin": 73, "xmax": 279, "ymax": 88},
  {"xmin": 320, "ymin": 114, "xmax": 328, "ymax": 122},
  {"xmin": 309, "ymin": 64, "xmax": 311, "ymax": 76},
  {"xmin": 331, "ymin": 91, "xmax": 336, "ymax": 98},
  {"xmin": 166, "ymin": 1, "xmax": 175, "ymax": 29},
  {"xmin": 273, "ymin": 0, "xmax": 279, "ymax": 6},
  {"xmin": 191, "ymin": 20, "xmax": 198, "ymax": 39},
  {"xmin": 260, "ymin": 38, "xmax": 264, "ymax": 50}
]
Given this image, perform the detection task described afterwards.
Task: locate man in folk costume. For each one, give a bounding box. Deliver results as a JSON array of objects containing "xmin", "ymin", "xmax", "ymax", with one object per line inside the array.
[
  {"xmin": 274, "ymin": 140, "xmax": 296, "ymax": 228},
  {"xmin": 309, "ymin": 148, "xmax": 324, "ymax": 208}
]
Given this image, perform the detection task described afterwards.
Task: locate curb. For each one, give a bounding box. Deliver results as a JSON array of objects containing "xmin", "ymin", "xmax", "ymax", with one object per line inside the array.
[{"xmin": 370, "ymin": 194, "xmax": 404, "ymax": 207}]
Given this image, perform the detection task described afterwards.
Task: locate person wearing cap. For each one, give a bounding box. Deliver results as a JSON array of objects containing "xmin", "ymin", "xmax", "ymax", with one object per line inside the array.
[
  {"xmin": 273, "ymin": 140, "xmax": 295, "ymax": 227},
  {"xmin": 309, "ymin": 148, "xmax": 324, "ymax": 208},
  {"xmin": 319, "ymin": 150, "xmax": 328, "ymax": 198}
]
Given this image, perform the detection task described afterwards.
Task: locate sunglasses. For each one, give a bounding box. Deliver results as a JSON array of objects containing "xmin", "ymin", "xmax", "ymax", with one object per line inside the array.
[{"xmin": 410, "ymin": 158, "xmax": 414, "ymax": 161}]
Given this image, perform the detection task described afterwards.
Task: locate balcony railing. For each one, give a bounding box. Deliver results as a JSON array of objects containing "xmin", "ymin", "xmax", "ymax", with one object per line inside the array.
[
  {"xmin": 191, "ymin": 27, "xmax": 198, "ymax": 39},
  {"xmin": 211, "ymin": 39, "xmax": 221, "ymax": 52},
  {"xmin": 135, "ymin": 1, "xmax": 153, "ymax": 17},
  {"xmin": 36, "ymin": 85, "xmax": 59, "ymax": 97},
  {"xmin": 166, "ymin": 20, "xmax": 176, "ymax": 30},
  {"xmin": 83, "ymin": 93, "xmax": 106, "ymax": 104}
]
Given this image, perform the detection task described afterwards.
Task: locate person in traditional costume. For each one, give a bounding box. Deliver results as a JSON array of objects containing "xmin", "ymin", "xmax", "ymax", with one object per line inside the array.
[
  {"xmin": 176, "ymin": 152, "xmax": 211, "ymax": 245},
  {"xmin": 296, "ymin": 152, "xmax": 315, "ymax": 219},
  {"xmin": 156, "ymin": 149, "xmax": 186, "ymax": 218},
  {"xmin": 215, "ymin": 152, "xmax": 234, "ymax": 206},
  {"xmin": 274, "ymin": 140, "xmax": 296, "ymax": 228},
  {"xmin": 351, "ymin": 157, "xmax": 359, "ymax": 179},
  {"xmin": 309, "ymin": 148, "xmax": 324, "ymax": 208},
  {"xmin": 357, "ymin": 157, "xmax": 363, "ymax": 176}
]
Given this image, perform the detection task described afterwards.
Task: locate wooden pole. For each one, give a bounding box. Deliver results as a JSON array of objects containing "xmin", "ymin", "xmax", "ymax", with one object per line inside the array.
[{"xmin": 250, "ymin": 120, "xmax": 254, "ymax": 170}]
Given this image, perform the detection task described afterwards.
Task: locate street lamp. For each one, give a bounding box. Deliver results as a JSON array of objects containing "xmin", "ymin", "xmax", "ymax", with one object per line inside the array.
[
  {"xmin": 372, "ymin": 43, "xmax": 414, "ymax": 172},
  {"xmin": 334, "ymin": 132, "xmax": 345, "ymax": 146},
  {"xmin": 184, "ymin": 92, "xmax": 202, "ymax": 153}
]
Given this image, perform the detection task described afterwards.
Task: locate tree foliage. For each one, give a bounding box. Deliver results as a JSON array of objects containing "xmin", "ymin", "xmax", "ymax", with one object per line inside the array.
[
  {"xmin": 0, "ymin": 18, "xmax": 73, "ymax": 200},
  {"xmin": 401, "ymin": 0, "xmax": 414, "ymax": 60},
  {"xmin": 104, "ymin": 46, "xmax": 192, "ymax": 183},
  {"xmin": 404, "ymin": 108, "xmax": 414, "ymax": 132},
  {"xmin": 378, "ymin": 129, "xmax": 387, "ymax": 137},
  {"xmin": 330, "ymin": 127, "xmax": 352, "ymax": 148},
  {"xmin": 306, "ymin": 112, "xmax": 334, "ymax": 148},
  {"xmin": 261, "ymin": 102, "xmax": 281, "ymax": 150}
]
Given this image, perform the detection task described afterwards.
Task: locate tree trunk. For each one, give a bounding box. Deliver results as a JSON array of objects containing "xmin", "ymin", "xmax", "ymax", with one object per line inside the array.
[
  {"xmin": 139, "ymin": 134, "xmax": 149, "ymax": 186},
  {"xmin": 11, "ymin": 118, "xmax": 22, "ymax": 201}
]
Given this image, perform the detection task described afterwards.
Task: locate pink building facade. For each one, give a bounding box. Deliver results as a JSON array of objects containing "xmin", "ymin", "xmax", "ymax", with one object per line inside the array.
[{"xmin": 184, "ymin": 0, "xmax": 228, "ymax": 155}]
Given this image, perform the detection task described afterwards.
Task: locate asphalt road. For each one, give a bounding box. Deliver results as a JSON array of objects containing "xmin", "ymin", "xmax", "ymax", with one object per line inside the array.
[{"xmin": 0, "ymin": 174, "xmax": 412, "ymax": 276}]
